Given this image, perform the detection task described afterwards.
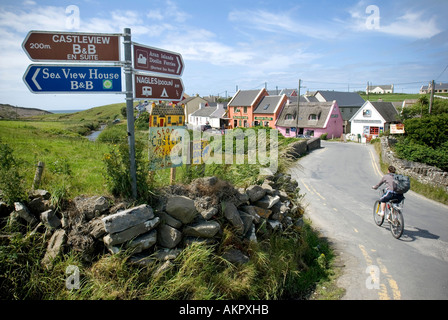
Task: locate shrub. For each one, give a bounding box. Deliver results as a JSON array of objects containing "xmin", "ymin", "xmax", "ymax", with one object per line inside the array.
[
  {"xmin": 102, "ymin": 140, "xmax": 150, "ymax": 200},
  {"xmin": 0, "ymin": 141, "xmax": 26, "ymax": 205}
]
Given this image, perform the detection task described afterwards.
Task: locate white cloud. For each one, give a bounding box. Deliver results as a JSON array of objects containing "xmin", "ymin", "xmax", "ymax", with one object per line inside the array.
[{"xmin": 228, "ymin": 9, "xmax": 339, "ymax": 40}]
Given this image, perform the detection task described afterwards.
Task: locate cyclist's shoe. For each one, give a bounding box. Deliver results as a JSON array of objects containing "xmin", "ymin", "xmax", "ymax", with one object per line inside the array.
[{"xmin": 378, "ymin": 211, "xmax": 384, "ymax": 217}]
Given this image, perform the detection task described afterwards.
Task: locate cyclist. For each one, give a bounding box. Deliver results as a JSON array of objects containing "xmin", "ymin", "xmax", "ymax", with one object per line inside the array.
[{"xmin": 372, "ymin": 165, "xmax": 404, "ymax": 219}]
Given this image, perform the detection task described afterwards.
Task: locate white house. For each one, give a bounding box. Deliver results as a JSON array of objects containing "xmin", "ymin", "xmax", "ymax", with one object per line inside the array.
[
  {"xmin": 350, "ymin": 101, "xmax": 400, "ymax": 139},
  {"xmin": 366, "ymin": 85, "xmax": 394, "ymax": 94},
  {"xmin": 188, "ymin": 103, "xmax": 227, "ymax": 130}
]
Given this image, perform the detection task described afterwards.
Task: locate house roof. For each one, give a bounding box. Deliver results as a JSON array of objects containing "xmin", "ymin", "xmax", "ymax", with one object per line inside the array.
[
  {"xmin": 151, "ymin": 103, "xmax": 185, "ymax": 116},
  {"xmin": 190, "ymin": 104, "xmax": 227, "ymax": 118},
  {"xmin": 190, "ymin": 107, "xmax": 216, "ymax": 117},
  {"xmin": 253, "ymin": 95, "xmax": 285, "ymax": 114},
  {"xmin": 228, "ymin": 89, "xmax": 264, "ymax": 107},
  {"xmin": 421, "ymin": 82, "xmax": 448, "ymax": 90},
  {"xmin": 368, "ymin": 85, "xmax": 393, "ymax": 90},
  {"xmin": 316, "ymin": 91, "xmax": 365, "ymax": 107},
  {"xmin": 276, "ymin": 102, "xmax": 334, "ymax": 128},
  {"xmin": 350, "ymin": 101, "xmax": 399, "ymax": 123},
  {"xmin": 369, "ymin": 101, "xmax": 399, "ymax": 122}
]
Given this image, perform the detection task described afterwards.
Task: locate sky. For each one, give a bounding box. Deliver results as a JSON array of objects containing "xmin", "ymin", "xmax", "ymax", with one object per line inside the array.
[{"xmin": 0, "ymin": 0, "xmax": 447, "ymax": 111}]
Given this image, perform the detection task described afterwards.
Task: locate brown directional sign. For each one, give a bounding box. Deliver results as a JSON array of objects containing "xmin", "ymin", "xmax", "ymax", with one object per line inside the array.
[
  {"xmin": 134, "ymin": 74, "xmax": 184, "ymax": 101},
  {"xmin": 133, "ymin": 43, "xmax": 184, "ymax": 76},
  {"xmin": 22, "ymin": 30, "xmax": 121, "ymax": 62}
]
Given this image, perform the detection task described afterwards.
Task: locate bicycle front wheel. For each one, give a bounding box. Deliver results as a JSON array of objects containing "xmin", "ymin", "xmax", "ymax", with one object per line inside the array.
[
  {"xmin": 390, "ymin": 208, "xmax": 404, "ymax": 239},
  {"xmin": 373, "ymin": 200, "xmax": 384, "ymax": 226}
]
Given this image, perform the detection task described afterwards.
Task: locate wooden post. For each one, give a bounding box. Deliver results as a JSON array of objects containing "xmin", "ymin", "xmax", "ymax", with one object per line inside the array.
[
  {"xmin": 32, "ymin": 161, "xmax": 45, "ymax": 190},
  {"xmin": 170, "ymin": 167, "xmax": 176, "ymax": 185}
]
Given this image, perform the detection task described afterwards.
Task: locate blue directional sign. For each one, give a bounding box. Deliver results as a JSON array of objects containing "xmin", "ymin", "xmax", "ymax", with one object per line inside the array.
[{"xmin": 23, "ymin": 64, "xmax": 122, "ymax": 94}]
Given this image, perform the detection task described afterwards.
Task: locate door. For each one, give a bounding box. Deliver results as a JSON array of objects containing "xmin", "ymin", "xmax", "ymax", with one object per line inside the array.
[{"xmin": 160, "ymin": 118, "xmax": 164, "ymax": 127}]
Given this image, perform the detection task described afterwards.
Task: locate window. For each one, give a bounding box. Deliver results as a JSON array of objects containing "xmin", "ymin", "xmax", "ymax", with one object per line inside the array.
[
  {"xmin": 308, "ymin": 114, "xmax": 317, "ymax": 120},
  {"xmin": 263, "ymin": 104, "xmax": 270, "ymax": 110},
  {"xmin": 244, "ymin": 106, "xmax": 248, "ymax": 114},
  {"xmin": 153, "ymin": 116, "xmax": 157, "ymax": 126},
  {"xmin": 285, "ymin": 114, "xmax": 293, "ymax": 120},
  {"xmin": 179, "ymin": 116, "xmax": 183, "ymax": 124},
  {"xmin": 363, "ymin": 109, "xmax": 372, "ymax": 117},
  {"xmin": 286, "ymin": 128, "xmax": 290, "ymax": 135},
  {"xmin": 370, "ymin": 127, "xmax": 379, "ymax": 135},
  {"xmin": 168, "ymin": 116, "xmax": 171, "ymax": 124}
]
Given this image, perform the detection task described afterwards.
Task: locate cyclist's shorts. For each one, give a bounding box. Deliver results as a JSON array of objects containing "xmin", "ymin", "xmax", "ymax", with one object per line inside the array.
[{"xmin": 380, "ymin": 190, "xmax": 404, "ymax": 203}]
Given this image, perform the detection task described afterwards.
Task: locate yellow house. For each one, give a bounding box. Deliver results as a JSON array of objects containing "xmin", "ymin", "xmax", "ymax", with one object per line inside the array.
[{"xmin": 149, "ymin": 102, "xmax": 185, "ymax": 127}]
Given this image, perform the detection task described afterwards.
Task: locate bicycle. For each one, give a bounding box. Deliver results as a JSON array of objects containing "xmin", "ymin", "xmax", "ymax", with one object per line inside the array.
[{"xmin": 373, "ymin": 188, "xmax": 405, "ymax": 239}]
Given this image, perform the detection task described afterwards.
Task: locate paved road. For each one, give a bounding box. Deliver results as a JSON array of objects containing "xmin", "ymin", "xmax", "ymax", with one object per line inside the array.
[{"xmin": 288, "ymin": 140, "xmax": 448, "ymax": 300}]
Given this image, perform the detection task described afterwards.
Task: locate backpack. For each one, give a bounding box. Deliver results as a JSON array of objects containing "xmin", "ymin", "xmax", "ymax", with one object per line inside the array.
[{"xmin": 393, "ymin": 174, "xmax": 410, "ymax": 194}]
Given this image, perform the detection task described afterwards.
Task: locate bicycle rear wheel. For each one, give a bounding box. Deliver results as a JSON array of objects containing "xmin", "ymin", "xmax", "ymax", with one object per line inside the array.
[
  {"xmin": 390, "ymin": 208, "xmax": 404, "ymax": 239},
  {"xmin": 373, "ymin": 200, "xmax": 384, "ymax": 226}
]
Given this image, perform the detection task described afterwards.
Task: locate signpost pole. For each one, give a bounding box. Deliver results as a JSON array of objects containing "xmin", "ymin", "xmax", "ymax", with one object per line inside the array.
[{"xmin": 124, "ymin": 28, "xmax": 137, "ymax": 199}]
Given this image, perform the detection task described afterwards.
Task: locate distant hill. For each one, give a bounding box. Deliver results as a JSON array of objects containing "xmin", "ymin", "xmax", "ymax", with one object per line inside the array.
[{"xmin": 0, "ymin": 104, "xmax": 52, "ymax": 119}]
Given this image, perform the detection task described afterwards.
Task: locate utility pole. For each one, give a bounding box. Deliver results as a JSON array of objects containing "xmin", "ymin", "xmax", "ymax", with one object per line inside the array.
[
  {"xmin": 429, "ymin": 79, "xmax": 435, "ymax": 114},
  {"xmin": 296, "ymin": 79, "xmax": 301, "ymax": 137},
  {"xmin": 123, "ymin": 28, "xmax": 137, "ymax": 199},
  {"xmin": 367, "ymin": 81, "xmax": 370, "ymax": 100}
]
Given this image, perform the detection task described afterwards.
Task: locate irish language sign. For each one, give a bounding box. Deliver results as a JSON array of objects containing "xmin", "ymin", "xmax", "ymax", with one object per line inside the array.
[{"xmin": 133, "ymin": 43, "xmax": 184, "ymax": 76}]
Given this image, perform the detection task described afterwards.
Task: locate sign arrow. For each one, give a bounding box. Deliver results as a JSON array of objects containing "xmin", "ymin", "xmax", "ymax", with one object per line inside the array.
[{"xmin": 31, "ymin": 67, "xmax": 42, "ymax": 90}]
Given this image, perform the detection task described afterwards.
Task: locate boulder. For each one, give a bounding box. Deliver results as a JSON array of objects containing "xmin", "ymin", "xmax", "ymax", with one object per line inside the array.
[
  {"xmin": 157, "ymin": 224, "xmax": 182, "ymax": 249},
  {"xmin": 199, "ymin": 207, "xmax": 218, "ymax": 220},
  {"xmin": 157, "ymin": 211, "xmax": 182, "ymax": 229},
  {"xmin": 27, "ymin": 197, "xmax": 53, "ymax": 214},
  {"xmin": 103, "ymin": 217, "xmax": 160, "ymax": 246},
  {"xmin": 102, "ymin": 204, "xmax": 154, "ymax": 234},
  {"xmin": 239, "ymin": 205, "xmax": 261, "ymax": 224},
  {"xmin": 183, "ymin": 221, "xmax": 220, "ymax": 238},
  {"xmin": 221, "ymin": 201, "xmax": 244, "ymax": 235},
  {"xmin": 126, "ymin": 230, "xmax": 157, "ymax": 254},
  {"xmin": 41, "ymin": 229, "xmax": 67, "ymax": 269},
  {"xmin": 74, "ymin": 196, "xmax": 110, "ymax": 221},
  {"xmin": 14, "ymin": 202, "xmax": 38, "ymax": 226},
  {"xmin": 252, "ymin": 206, "xmax": 272, "ymax": 219},
  {"xmin": 165, "ymin": 196, "xmax": 197, "ymax": 224},
  {"xmin": 253, "ymin": 195, "xmax": 280, "ymax": 209},
  {"xmin": 40, "ymin": 209, "xmax": 61, "ymax": 229},
  {"xmin": 245, "ymin": 185, "xmax": 266, "ymax": 202},
  {"xmin": 29, "ymin": 189, "xmax": 51, "ymax": 200}
]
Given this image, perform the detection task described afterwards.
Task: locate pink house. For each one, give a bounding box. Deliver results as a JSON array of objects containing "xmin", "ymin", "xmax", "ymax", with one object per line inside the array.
[{"xmin": 276, "ymin": 100, "xmax": 343, "ymax": 139}]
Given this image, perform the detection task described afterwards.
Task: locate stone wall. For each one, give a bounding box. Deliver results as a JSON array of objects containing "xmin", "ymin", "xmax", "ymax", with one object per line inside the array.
[
  {"xmin": 2, "ymin": 175, "xmax": 305, "ymax": 272},
  {"xmin": 284, "ymin": 138, "xmax": 321, "ymax": 160},
  {"xmin": 380, "ymin": 136, "xmax": 448, "ymax": 192}
]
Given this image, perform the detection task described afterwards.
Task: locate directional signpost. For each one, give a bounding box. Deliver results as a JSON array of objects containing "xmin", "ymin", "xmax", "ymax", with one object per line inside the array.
[
  {"xmin": 133, "ymin": 43, "xmax": 184, "ymax": 76},
  {"xmin": 23, "ymin": 64, "xmax": 122, "ymax": 93},
  {"xmin": 22, "ymin": 31, "xmax": 121, "ymax": 62},
  {"xmin": 134, "ymin": 74, "xmax": 184, "ymax": 100},
  {"xmin": 22, "ymin": 28, "xmax": 186, "ymax": 198}
]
